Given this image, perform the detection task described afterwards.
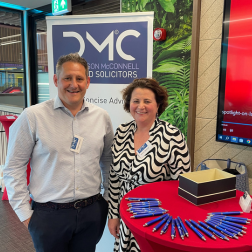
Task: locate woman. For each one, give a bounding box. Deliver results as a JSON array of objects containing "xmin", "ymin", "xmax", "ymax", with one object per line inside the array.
[{"xmin": 108, "ymin": 78, "xmax": 190, "ymax": 252}]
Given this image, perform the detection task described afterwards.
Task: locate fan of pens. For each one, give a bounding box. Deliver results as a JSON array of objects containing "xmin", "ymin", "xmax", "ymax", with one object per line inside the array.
[
  {"xmin": 186, "ymin": 211, "xmax": 251, "ymax": 241},
  {"xmin": 126, "ymin": 197, "xmax": 188, "ymax": 238},
  {"xmin": 126, "ymin": 197, "xmax": 251, "ymax": 241}
]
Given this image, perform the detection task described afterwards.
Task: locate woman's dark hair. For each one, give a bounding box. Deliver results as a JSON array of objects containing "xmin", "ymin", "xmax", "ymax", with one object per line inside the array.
[{"xmin": 122, "ymin": 78, "xmax": 168, "ymax": 116}]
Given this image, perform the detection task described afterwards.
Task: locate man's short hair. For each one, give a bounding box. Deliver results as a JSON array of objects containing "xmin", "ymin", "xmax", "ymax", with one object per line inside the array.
[{"xmin": 56, "ymin": 53, "xmax": 89, "ymax": 78}]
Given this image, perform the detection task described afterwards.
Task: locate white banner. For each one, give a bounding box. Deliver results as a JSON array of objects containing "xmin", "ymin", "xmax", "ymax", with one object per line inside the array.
[{"xmin": 46, "ymin": 12, "xmax": 154, "ymax": 131}]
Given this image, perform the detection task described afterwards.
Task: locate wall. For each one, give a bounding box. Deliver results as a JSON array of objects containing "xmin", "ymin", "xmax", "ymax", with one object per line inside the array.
[{"xmin": 194, "ymin": 0, "xmax": 252, "ymax": 192}]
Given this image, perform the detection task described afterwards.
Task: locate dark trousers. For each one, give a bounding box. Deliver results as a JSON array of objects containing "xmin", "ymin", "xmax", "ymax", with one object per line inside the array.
[{"xmin": 28, "ymin": 197, "xmax": 108, "ymax": 252}]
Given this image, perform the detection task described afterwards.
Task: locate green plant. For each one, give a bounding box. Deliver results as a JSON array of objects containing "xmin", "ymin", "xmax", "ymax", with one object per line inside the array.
[
  {"xmin": 160, "ymin": 88, "xmax": 189, "ymax": 138},
  {"xmin": 153, "ymin": 34, "xmax": 192, "ymax": 96},
  {"xmin": 122, "ymin": 0, "xmax": 193, "ymax": 137}
]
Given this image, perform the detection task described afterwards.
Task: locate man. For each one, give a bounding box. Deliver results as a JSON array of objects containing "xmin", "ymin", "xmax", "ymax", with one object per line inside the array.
[{"xmin": 3, "ymin": 53, "xmax": 114, "ymax": 252}]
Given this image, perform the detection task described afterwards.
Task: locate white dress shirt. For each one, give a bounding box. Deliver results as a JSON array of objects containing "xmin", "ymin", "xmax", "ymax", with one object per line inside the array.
[{"xmin": 4, "ymin": 96, "xmax": 113, "ymax": 222}]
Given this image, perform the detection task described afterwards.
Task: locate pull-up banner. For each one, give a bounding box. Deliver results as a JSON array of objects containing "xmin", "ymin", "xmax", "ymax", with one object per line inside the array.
[{"xmin": 46, "ymin": 12, "xmax": 153, "ymax": 130}]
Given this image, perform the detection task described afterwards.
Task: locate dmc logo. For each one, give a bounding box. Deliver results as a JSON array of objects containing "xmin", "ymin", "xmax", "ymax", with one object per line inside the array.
[{"xmin": 63, "ymin": 30, "xmax": 140, "ymax": 61}]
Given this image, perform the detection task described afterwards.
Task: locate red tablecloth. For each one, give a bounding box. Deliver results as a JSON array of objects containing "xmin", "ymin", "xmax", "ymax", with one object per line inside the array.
[
  {"xmin": 0, "ymin": 115, "xmax": 31, "ymax": 200},
  {"xmin": 120, "ymin": 180, "xmax": 252, "ymax": 252}
]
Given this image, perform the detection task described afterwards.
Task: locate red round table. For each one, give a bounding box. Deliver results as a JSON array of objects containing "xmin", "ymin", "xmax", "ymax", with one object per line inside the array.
[
  {"xmin": 120, "ymin": 180, "xmax": 252, "ymax": 252},
  {"xmin": 0, "ymin": 115, "xmax": 18, "ymax": 141},
  {"xmin": 0, "ymin": 115, "xmax": 31, "ymax": 200}
]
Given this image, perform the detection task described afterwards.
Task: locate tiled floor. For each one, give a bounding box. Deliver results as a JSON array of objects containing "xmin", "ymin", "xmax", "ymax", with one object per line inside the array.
[{"xmin": 0, "ymin": 194, "xmax": 35, "ymax": 252}]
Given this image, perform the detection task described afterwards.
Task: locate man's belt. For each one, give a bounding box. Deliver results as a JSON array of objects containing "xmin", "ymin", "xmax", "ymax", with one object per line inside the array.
[{"xmin": 34, "ymin": 193, "xmax": 102, "ymax": 210}]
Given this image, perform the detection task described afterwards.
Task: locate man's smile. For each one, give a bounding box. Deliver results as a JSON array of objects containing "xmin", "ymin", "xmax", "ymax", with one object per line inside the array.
[{"xmin": 67, "ymin": 90, "xmax": 80, "ymax": 93}]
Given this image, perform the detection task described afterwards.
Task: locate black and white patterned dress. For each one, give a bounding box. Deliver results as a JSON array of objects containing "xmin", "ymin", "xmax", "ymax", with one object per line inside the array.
[{"xmin": 108, "ymin": 118, "xmax": 190, "ymax": 252}]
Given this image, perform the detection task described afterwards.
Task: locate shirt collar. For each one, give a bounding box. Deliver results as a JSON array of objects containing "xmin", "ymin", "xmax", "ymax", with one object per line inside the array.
[{"xmin": 53, "ymin": 95, "xmax": 89, "ymax": 112}]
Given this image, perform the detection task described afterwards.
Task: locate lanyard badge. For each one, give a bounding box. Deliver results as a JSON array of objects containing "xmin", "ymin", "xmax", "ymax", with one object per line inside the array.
[
  {"xmin": 137, "ymin": 141, "xmax": 153, "ymax": 158},
  {"xmin": 70, "ymin": 135, "xmax": 84, "ymax": 154}
]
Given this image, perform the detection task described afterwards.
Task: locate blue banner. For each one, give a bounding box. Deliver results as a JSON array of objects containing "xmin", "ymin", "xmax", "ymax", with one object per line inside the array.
[{"xmin": 52, "ymin": 22, "xmax": 148, "ymax": 84}]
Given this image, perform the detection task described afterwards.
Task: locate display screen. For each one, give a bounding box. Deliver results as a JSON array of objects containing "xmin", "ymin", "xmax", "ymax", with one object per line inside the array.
[{"xmin": 216, "ymin": 0, "xmax": 252, "ymax": 146}]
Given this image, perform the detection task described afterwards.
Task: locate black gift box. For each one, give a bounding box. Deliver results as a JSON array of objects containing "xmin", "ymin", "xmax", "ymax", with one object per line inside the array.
[{"xmin": 178, "ymin": 169, "xmax": 236, "ymax": 205}]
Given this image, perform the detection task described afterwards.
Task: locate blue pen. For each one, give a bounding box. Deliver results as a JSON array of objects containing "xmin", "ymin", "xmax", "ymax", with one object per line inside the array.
[
  {"xmin": 161, "ymin": 215, "xmax": 172, "ymax": 235},
  {"xmin": 128, "ymin": 207, "xmax": 165, "ymax": 211},
  {"xmin": 128, "ymin": 201, "xmax": 160, "ymax": 205},
  {"xmin": 199, "ymin": 221, "xmax": 229, "ymax": 241},
  {"xmin": 130, "ymin": 206, "xmax": 163, "ymax": 209},
  {"xmin": 210, "ymin": 219, "xmax": 244, "ymax": 233},
  {"xmin": 216, "ymin": 220, "xmax": 247, "ymax": 230},
  {"xmin": 185, "ymin": 220, "xmax": 206, "ymax": 241},
  {"xmin": 171, "ymin": 218, "xmax": 176, "ymax": 239},
  {"xmin": 190, "ymin": 220, "xmax": 216, "ymax": 240},
  {"xmin": 128, "ymin": 204, "xmax": 161, "ymax": 208},
  {"xmin": 177, "ymin": 217, "xmax": 189, "ymax": 237},
  {"xmin": 132, "ymin": 209, "xmax": 166, "ymax": 213},
  {"xmin": 207, "ymin": 215, "xmax": 245, "ymax": 223},
  {"xmin": 175, "ymin": 218, "xmax": 184, "ymax": 240},
  {"xmin": 209, "ymin": 220, "xmax": 243, "ymax": 236},
  {"xmin": 127, "ymin": 207, "xmax": 165, "ymax": 212},
  {"xmin": 153, "ymin": 214, "xmax": 169, "ymax": 232},
  {"xmin": 209, "ymin": 214, "xmax": 251, "ymax": 222},
  {"xmin": 128, "ymin": 203, "xmax": 161, "ymax": 207},
  {"xmin": 143, "ymin": 214, "xmax": 167, "ymax": 227},
  {"xmin": 130, "ymin": 212, "xmax": 165, "ymax": 218},
  {"xmin": 128, "ymin": 203, "xmax": 161, "ymax": 208},
  {"xmin": 133, "ymin": 210, "xmax": 167, "ymax": 215},
  {"xmin": 130, "ymin": 207, "xmax": 165, "ymax": 211},
  {"xmin": 206, "ymin": 221, "xmax": 238, "ymax": 239},
  {"xmin": 126, "ymin": 197, "xmax": 159, "ymax": 201},
  {"xmin": 208, "ymin": 215, "xmax": 251, "ymax": 223},
  {"xmin": 217, "ymin": 224, "xmax": 243, "ymax": 236},
  {"xmin": 128, "ymin": 200, "xmax": 160, "ymax": 205},
  {"xmin": 207, "ymin": 221, "xmax": 239, "ymax": 239},
  {"xmin": 208, "ymin": 211, "xmax": 243, "ymax": 216},
  {"xmin": 131, "ymin": 209, "xmax": 159, "ymax": 213},
  {"xmin": 199, "ymin": 222, "xmax": 226, "ymax": 240},
  {"xmin": 132, "ymin": 208, "xmax": 166, "ymax": 213},
  {"xmin": 129, "ymin": 208, "xmax": 167, "ymax": 213},
  {"xmin": 209, "ymin": 217, "xmax": 249, "ymax": 225},
  {"xmin": 131, "ymin": 210, "xmax": 167, "ymax": 214}
]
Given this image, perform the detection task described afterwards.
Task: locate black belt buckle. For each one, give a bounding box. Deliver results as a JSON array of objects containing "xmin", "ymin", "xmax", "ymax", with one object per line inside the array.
[{"xmin": 74, "ymin": 199, "xmax": 84, "ymax": 209}]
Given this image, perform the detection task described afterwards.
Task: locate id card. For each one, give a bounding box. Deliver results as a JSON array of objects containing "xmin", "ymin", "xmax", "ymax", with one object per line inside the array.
[
  {"xmin": 136, "ymin": 141, "xmax": 153, "ymax": 158},
  {"xmin": 70, "ymin": 135, "xmax": 83, "ymax": 154}
]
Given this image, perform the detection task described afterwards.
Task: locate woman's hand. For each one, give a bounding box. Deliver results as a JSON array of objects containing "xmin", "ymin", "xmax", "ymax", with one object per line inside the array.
[{"xmin": 108, "ymin": 218, "xmax": 120, "ymax": 239}]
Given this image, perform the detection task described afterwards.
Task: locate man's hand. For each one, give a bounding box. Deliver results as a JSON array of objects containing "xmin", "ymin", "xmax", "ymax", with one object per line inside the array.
[
  {"xmin": 108, "ymin": 218, "xmax": 120, "ymax": 239},
  {"xmin": 23, "ymin": 217, "xmax": 31, "ymax": 228}
]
